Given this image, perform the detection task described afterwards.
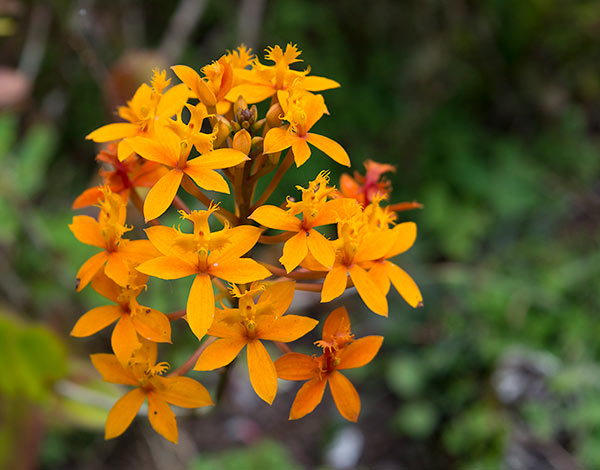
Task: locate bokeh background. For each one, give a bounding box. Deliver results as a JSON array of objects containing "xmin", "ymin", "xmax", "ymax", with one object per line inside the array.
[{"xmin": 2, "ymin": 1, "xmax": 600, "ymax": 469}]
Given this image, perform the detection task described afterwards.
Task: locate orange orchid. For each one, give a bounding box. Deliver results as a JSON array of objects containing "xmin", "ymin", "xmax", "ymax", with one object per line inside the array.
[
  {"xmin": 226, "ymin": 44, "xmax": 340, "ymax": 105},
  {"xmin": 72, "ymin": 143, "xmax": 166, "ymax": 209},
  {"xmin": 263, "ymin": 91, "xmax": 350, "ymax": 167},
  {"xmin": 194, "ymin": 281, "xmax": 318, "ymax": 404},
  {"xmin": 69, "ymin": 188, "xmax": 158, "ymax": 291},
  {"xmin": 250, "ymin": 171, "xmax": 359, "ymax": 273},
  {"xmin": 275, "ymin": 307, "xmax": 383, "ymax": 422},
  {"xmin": 127, "ymin": 125, "xmax": 248, "ymax": 221},
  {"xmin": 338, "ymin": 159, "xmax": 395, "ymax": 206},
  {"xmin": 91, "ymin": 340, "xmax": 213, "ymax": 443},
  {"xmin": 71, "ymin": 270, "xmax": 171, "ymax": 365},
  {"xmin": 86, "ymin": 70, "xmax": 189, "ymax": 161},
  {"xmin": 136, "ymin": 207, "xmax": 271, "ymax": 340}
]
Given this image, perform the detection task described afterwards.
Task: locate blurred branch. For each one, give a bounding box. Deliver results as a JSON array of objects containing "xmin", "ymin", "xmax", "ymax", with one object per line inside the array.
[
  {"xmin": 159, "ymin": 0, "xmax": 208, "ymax": 64},
  {"xmin": 237, "ymin": 0, "xmax": 267, "ymax": 51},
  {"xmin": 18, "ymin": 2, "xmax": 52, "ymax": 82}
]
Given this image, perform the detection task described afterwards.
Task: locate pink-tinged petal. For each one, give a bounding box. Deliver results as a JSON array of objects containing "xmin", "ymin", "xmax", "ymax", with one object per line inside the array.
[
  {"xmin": 183, "ymin": 166, "xmax": 230, "ymax": 194},
  {"xmin": 349, "ymin": 264, "xmax": 388, "ymax": 316},
  {"xmin": 186, "ymin": 274, "xmax": 215, "ymax": 340},
  {"xmin": 292, "ymin": 138, "xmax": 311, "ymax": 167},
  {"xmin": 305, "ymin": 133, "xmax": 350, "ymax": 167},
  {"xmin": 289, "ymin": 377, "xmax": 328, "ymax": 420},
  {"xmin": 143, "ymin": 169, "xmax": 183, "ymax": 221},
  {"xmin": 279, "ymin": 231, "xmax": 308, "ymax": 273},
  {"xmin": 69, "ymin": 216, "xmax": 105, "ymax": 248},
  {"xmin": 249, "ymin": 205, "xmax": 301, "ymax": 232},
  {"xmin": 86, "ymin": 123, "xmax": 138, "ymax": 142},
  {"xmin": 71, "ymin": 305, "xmax": 122, "ymax": 337},
  {"xmin": 384, "ymin": 261, "xmax": 423, "ymax": 308},
  {"xmin": 247, "ymin": 340, "xmax": 278, "ymax": 404},
  {"xmin": 105, "ymin": 388, "xmax": 145, "ymax": 439},
  {"xmin": 321, "ymin": 265, "xmax": 348, "ymax": 303},
  {"xmin": 307, "ymin": 229, "xmax": 335, "ymax": 269},
  {"xmin": 337, "ymin": 336, "xmax": 384, "ymax": 370},
  {"xmin": 328, "ymin": 371, "xmax": 360, "ymax": 422},
  {"xmin": 147, "ymin": 392, "xmax": 178, "ymax": 443},
  {"xmin": 76, "ymin": 251, "xmax": 109, "ymax": 292},
  {"xmin": 263, "ymin": 127, "xmax": 295, "ymax": 154},
  {"xmin": 194, "ymin": 337, "xmax": 247, "ymax": 370},
  {"xmin": 137, "ymin": 255, "xmax": 198, "ymax": 280}
]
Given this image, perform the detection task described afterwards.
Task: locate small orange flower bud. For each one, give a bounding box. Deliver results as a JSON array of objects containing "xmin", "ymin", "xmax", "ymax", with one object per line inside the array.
[
  {"xmin": 232, "ymin": 129, "xmax": 251, "ymax": 155},
  {"xmin": 266, "ymin": 103, "xmax": 283, "ymax": 128},
  {"xmin": 213, "ymin": 117, "xmax": 231, "ymax": 148}
]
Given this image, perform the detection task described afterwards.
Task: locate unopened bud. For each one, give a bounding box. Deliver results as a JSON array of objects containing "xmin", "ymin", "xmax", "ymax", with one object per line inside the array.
[
  {"xmin": 233, "ymin": 129, "xmax": 251, "ymax": 155},
  {"xmin": 251, "ymin": 118, "xmax": 266, "ymax": 132},
  {"xmin": 233, "ymin": 95, "xmax": 248, "ymax": 118},
  {"xmin": 266, "ymin": 103, "xmax": 283, "ymax": 128},
  {"xmin": 267, "ymin": 151, "xmax": 281, "ymax": 165},
  {"xmin": 213, "ymin": 117, "xmax": 231, "ymax": 148},
  {"xmin": 251, "ymin": 136, "xmax": 263, "ymax": 153}
]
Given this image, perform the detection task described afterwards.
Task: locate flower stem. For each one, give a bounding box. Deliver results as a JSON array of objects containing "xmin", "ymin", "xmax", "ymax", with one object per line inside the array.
[{"xmin": 167, "ymin": 336, "xmax": 217, "ymax": 377}]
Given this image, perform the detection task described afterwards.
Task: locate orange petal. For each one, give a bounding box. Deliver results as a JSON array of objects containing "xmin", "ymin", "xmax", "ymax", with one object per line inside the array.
[
  {"xmin": 152, "ymin": 376, "xmax": 213, "ymax": 408},
  {"xmin": 86, "ymin": 122, "xmax": 138, "ymax": 142},
  {"xmin": 384, "ymin": 261, "xmax": 423, "ymax": 308},
  {"xmin": 111, "ymin": 315, "xmax": 141, "ymax": 365},
  {"xmin": 258, "ymin": 315, "xmax": 318, "ymax": 342},
  {"xmin": 172, "ymin": 64, "xmax": 216, "ymax": 106},
  {"xmin": 368, "ymin": 262, "xmax": 390, "ymax": 295},
  {"xmin": 311, "ymin": 197, "xmax": 360, "ymax": 227},
  {"xmin": 90, "ymin": 353, "xmax": 138, "ymax": 385},
  {"xmin": 256, "ymin": 281, "xmax": 295, "ymax": 318},
  {"xmin": 275, "ymin": 353, "xmax": 318, "ymax": 380},
  {"xmin": 307, "ymin": 229, "xmax": 335, "ymax": 269},
  {"xmin": 321, "ymin": 265, "xmax": 348, "ymax": 303},
  {"xmin": 117, "ymin": 139, "xmax": 134, "ymax": 161},
  {"xmin": 299, "ymin": 75, "xmax": 340, "ymax": 92},
  {"xmin": 147, "ymin": 392, "xmax": 178, "ymax": 443},
  {"xmin": 387, "ymin": 222, "xmax": 417, "ymax": 258},
  {"xmin": 207, "ymin": 317, "xmax": 246, "ymax": 338},
  {"xmin": 143, "ymin": 169, "xmax": 183, "ymax": 221},
  {"xmin": 183, "ymin": 166, "xmax": 230, "ymax": 193},
  {"xmin": 156, "ymin": 83, "xmax": 189, "ymax": 118},
  {"xmin": 247, "ymin": 340, "xmax": 277, "ymax": 404},
  {"xmin": 72, "ymin": 186, "xmax": 104, "ymax": 209},
  {"xmin": 305, "ymin": 133, "xmax": 350, "ymax": 167},
  {"xmin": 292, "ymin": 138, "xmax": 311, "ymax": 167},
  {"xmin": 69, "ymin": 216, "xmax": 105, "ymax": 248},
  {"xmin": 263, "ymin": 127, "xmax": 295, "ymax": 154},
  {"xmin": 127, "ymin": 136, "xmax": 177, "ymax": 167},
  {"xmin": 137, "ymin": 255, "xmax": 197, "ymax": 280},
  {"xmin": 104, "ymin": 252, "xmax": 130, "ymax": 287},
  {"xmin": 279, "ymin": 231, "xmax": 308, "ymax": 273},
  {"xmin": 144, "ymin": 226, "xmax": 178, "ymax": 255},
  {"xmin": 289, "ymin": 377, "xmax": 327, "ymax": 420},
  {"xmin": 186, "ymin": 274, "xmax": 215, "ymax": 340},
  {"xmin": 210, "ymin": 258, "xmax": 271, "ymax": 284},
  {"xmin": 249, "ymin": 205, "xmax": 301, "ymax": 232},
  {"xmin": 211, "ymin": 225, "xmax": 263, "ymax": 263},
  {"xmin": 322, "ymin": 306, "xmax": 351, "ymax": 340},
  {"xmin": 76, "ymin": 251, "xmax": 109, "ymax": 292},
  {"xmin": 226, "ymin": 83, "xmax": 275, "ymax": 104},
  {"xmin": 118, "ymin": 239, "xmax": 160, "ymax": 264},
  {"xmin": 337, "ymin": 336, "xmax": 384, "ymax": 370},
  {"xmin": 328, "ymin": 370, "xmax": 360, "ymax": 422},
  {"xmin": 90, "ymin": 271, "xmax": 121, "ymax": 302},
  {"xmin": 188, "ymin": 148, "xmax": 248, "ymax": 169},
  {"xmin": 105, "ymin": 388, "xmax": 145, "ymax": 439},
  {"xmin": 71, "ymin": 305, "xmax": 122, "ymax": 337},
  {"xmin": 349, "ymin": 264, "xmax": 388, "ymax": 316},
  {"xmin": 194, "ymin": 337, "xmax": 247, "ymax": 370},
  {"xmin": 130, "ymin": 308, "xmax": 171, "ymax": 343}
]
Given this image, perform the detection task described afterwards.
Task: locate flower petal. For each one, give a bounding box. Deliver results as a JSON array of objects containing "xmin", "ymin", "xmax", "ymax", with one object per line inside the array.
[
  {"xmin": 194, "ymin": 337, "xmax": 247, "ymax": 370},
  {"xmin": 289, "ymin": 377, "xmax": 327, "ymax": 420},
  {"xmin": 69, "ymin": 216, "xmax": 105, "ymax": 248},
  {"xmin": 387, "ymin": 222, "xmax": 417, "ymax": 258},
  {"xmin": 186, "ymin": 274, "xmax": 215, "ymax": 340},
  {"xmin": 321, "ymin": 265, "xmax": 348, "ymax": 303},
  {"xmin": 152, "ymin": 376, "xmax": 213, "ymax": 408},
  {"xmin": 76, "ymin": 251, "xmax": 109, "ymax": 292},
  {"xmin": 137, "ymin": 255, "xmax": 197, "ymax": 280},
  {"xmin": 172, "ymin": 64, "xmax": 216, "ymax": 106},
  {"xmin": 299, "ymin": 75, "xmax": 341, "ymax": 92},
  {"xmin": 292, "ymin": 138, "xmax": 311, "ymax": 167},
  {"xmin": 87, "ymin": 123, "xmax": 138, "ymax": 142},
  {"xmin": 104, "ymin": 252, "xmax": 130, "ymax": 287},
  {"xmin": 127, "ymin": 136, "xmax": 177, "ymax": 167},
  {"xmin": 156, "ymin": 83, "xmax": 189, "ymax": 118},
  {"xmin": 275, "ymin": 353, "xmax": 318, "ymax": 380},
  {"xmin": 130, "ymin": 308, "xmax": 171, "ymax": 343},
  {"xmin": 349, "ymin": 264, "xmax": 388, "ymax": 316},
  {"xmin": 226, "ymin": 84, "xmax": 275, "ymax": 104},
  {"xmin": 354, "ymin": 230, "xmax": 397, "ymax": 263},
  {"xmin": 147, "ymin": 392, "xmax": 178, "ymax": 443},
  {"xmin": 322, "ymin": 306, "xmax": 351, "ymax": 340},
  {"xmin": 306, "ymin": 133, "xmax": 350, "ymax": 167},
  {"xmin": 90, "ymin": 271, "xmax": 121, "ymax": 302},
  {"xmin": 72, "ymin": 186, "xmax": 104, "ymax": 209},
  {"xmin": 143, "ymin": 169, "xmax": 183, "ymax": 221},
  {"xmin": 249, "ymin": 205, "xmax": 301, "ymax": 232},
  {"xmin": 211, "ymin": 225, "xmax": 263, "ymax": 262},
  {"xmin": 307, "ymin": 229, "xmax": 335, "ymax": 269},
  {"xmin": 144, "ymin": 226, "xmax": 178, "ymax": 256},
  {"xmin": 328, "ymin": 371, "xmax": 360, "ymax": 422},
  {"xmin": 210, "ymin": 258, "xmax": 271, "ymax": 284},
  {"xmin": 111, "ymin": 315, "xmax": 141, "ymax": 365},
  {"xmin": 263, "ymin": 127, "xmax": 295, "ymax": 154},
  {"xmin": 337, "ymin": 336, "xmax": 384, "ymax": 370},
  {"xmin": 258, "ymin": 315, "xmax": 318, "ymax": 342},
  {"xmin": 384, "ymin": 261, "xmax": 423, "ymax": 308},
  {"xmin": 311, "ymin": 197, "xmax": 360, "ymax": 227},
  {"xmin": 368, "ymin": 262, "xmax": 390, "ymax": 295},
  {"xmin": 247, "ymin": 340, "xmax": 277, "ymax": 404},
  {"xmin": 188, "ymin": 148, "xmax": 248, "ymax": 169},
  {"xmin": 105, "ymin": 388, "xmax": 145, "ymax": 439},
  {"xmin": 279, "ymin": 231, "xmax": 308, "ymax": 273},
  {"xmin": 90, "ymin": 353, "xmax": 138, "ymax": 385},
  {"xmin": 71, "ymin": 305, "xmax": 122, "ymax": 337},
  {"xmin": 256, "ymin": 281, "xmax": 295, "ymax": 318},
  {"xmin": 184, "ymin": 166, "xmax": 230, "ymax": 193}
]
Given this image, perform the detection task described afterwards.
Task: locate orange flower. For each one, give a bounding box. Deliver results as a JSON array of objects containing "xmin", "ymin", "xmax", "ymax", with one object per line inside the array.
[
  {"xmin": 250, "ymin": 171, "xmax": 359, "ymax": 272},
  {"xmin": 71, "ymin": 270, "xmax": 171, "ymax": 365},
  {"xmin": 263, "ymin": 91, "xmax": 350, "ymax": 167},
  {"xmin": 226, "ymin": 44, "xmax": 340, "ymax": 105},
  {"xmin": 72, "ymin": 143, "xmax": 166, "ymax": 209},
  {"xmin": 86, "ymin": 70, "xmax": 189, "ymax": 161},
  {"xmin": 69, "ymin": 188, "xmax": 158, "ymax": 291},
  {"xmin": 91, "ymin": 340, "xmax": 213, "ymax": 443},
  {"xmin": 194, "ymin": 281, "xmax": 317, "ymax": 404},
  {"xmin": 127, "ymin": 125, "xmax": 248, "ymax": 221},
  {"xmin": 338, "ymin": 159, "xmax": 395, "ymax": 206},
  {"xmin": 136, "ymin": 207, "xmax": 271, "ymax": 340},
  {"xmin": 275, "ymin": 307, "xmax": 382, "ymax": 421}
]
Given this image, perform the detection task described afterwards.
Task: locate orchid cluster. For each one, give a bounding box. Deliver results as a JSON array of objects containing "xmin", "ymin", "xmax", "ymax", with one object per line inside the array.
[{"xmin": 70, "ymin": 44, "xmax": 423, "ymax": 443}]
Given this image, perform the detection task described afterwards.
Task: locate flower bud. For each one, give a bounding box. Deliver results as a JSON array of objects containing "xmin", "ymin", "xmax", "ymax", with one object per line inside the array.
[
  {"xmin": 233, "ymin": 129, "xmax": 251, "ymax": 155},
  {"xmin": 266, "ymin": 103, "xmax": 283, "ymax": 128},
  {"xmin": 213, "ymin": 116, "xmax": 231, "ymax": 148}
]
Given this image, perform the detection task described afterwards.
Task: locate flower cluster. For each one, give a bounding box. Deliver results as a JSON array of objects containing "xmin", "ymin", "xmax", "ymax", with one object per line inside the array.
[{"xmin": 71, "ymin": 44, "xmax": 423, "ymax": 443}]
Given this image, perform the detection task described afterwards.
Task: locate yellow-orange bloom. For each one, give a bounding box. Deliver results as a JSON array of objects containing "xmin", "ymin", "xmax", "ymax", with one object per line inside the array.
[
  {"xmin": 194, "ymin": 281, "xmax": 318, "ymax": 404},
  {"xmin": 136, "ymin": 207, "xmax": 271, "ymax": 339},
  {"xmin": 91, "ymin": 340, "xmax": 212, "ymax": 443},
  {"xmin": 275, "ymin": 307, "xmax": 382, "ymax": 422}
]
